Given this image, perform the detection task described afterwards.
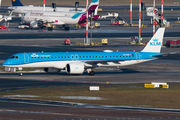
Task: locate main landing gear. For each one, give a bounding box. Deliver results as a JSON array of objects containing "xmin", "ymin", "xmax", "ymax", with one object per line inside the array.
[
  {"xmin": 19, "ymin": 72, "xmax": 23, "ymax": 76},
  {"xmin": 88, "ymin": 71, "xmax": 95, "ymax": 76},
  {"xmin": 87, "ymin": 69, "xmax": 95, "ymax": 76}
]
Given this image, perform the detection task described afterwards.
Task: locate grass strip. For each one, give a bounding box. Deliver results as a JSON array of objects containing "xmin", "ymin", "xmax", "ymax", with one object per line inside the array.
[{"xmin": 0, "ymin": 83, "xmax": 180, "ymax": 109}]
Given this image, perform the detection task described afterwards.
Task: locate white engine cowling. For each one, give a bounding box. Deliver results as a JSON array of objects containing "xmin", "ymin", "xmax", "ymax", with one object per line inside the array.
[
  {"xmin": 44, "ymin": 68, "xmax": 60, "ymax": 73},
  {"xmin": 66, "ymin": 63, "xmax": 84, "ymax": 74},
  {"xmin": 30, "ymin": 21, "xmax": 38, "ymax": 28}
]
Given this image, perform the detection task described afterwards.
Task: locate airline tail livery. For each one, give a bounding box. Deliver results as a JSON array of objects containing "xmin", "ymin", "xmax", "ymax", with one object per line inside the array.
[
  {"xmin": 12, "ymin": 0, "xmax": 23, "ymax": 6},
  {"xmin": 3, "ymin": 28, "xmax": 165, "ymax": 76}
]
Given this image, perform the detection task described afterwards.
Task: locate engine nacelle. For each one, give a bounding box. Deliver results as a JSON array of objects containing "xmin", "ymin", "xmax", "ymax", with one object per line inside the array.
[
  {"xmin": 44, "ymin": 68, "xmax": 60, "ymax": 73},
  {"xmin": 66, "ymin": 63, "xmax": 84, "ymax": 74},
  {"xmin": 30, "ymin": 21, "xmax": 38, "ymax": 28}
]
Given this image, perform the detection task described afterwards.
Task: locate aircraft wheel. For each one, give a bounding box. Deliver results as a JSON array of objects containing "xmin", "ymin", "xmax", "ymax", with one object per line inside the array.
[
  {"xmin": 19, "ymin": 73, "xmax": 23, "ymax": 76},
  {"xmin": 64, "ymin": 27, "xmax": 70, "ymax": 31},
  {"xmin": 88, "ymin": 71, "xmax": 95, "ymax": 76},
  {"xmin": 48, "ymin": 27, "xmax": 53, "ymax": 31}
]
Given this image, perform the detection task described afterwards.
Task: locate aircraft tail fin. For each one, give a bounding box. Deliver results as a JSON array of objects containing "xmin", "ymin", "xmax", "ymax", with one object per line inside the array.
[
  {"xmin": 89, "ymin": 0, "xmax": 99, "ymax": 15},
  {"xmin": 12, "ymin": 0, "xmax": 23, "ymax": 6},
  {"xmin": 141, "ymin": 28, "xmax": 165, "ymax": 53}
]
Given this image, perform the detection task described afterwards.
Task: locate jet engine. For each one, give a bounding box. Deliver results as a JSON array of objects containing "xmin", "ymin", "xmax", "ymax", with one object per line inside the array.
[
  {"xmin": 44, "ymin": 68, "xmax": 60, "ymax": 73},
  {"xmin": 66, "ymin": 63, "xmax": 84, "ymax": 74},
  {"xmin": 30, "ymin": 21, "xmax": 38, "ymax": 28}
]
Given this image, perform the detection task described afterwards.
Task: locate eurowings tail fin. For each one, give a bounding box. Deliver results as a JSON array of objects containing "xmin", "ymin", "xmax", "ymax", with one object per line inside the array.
[
  {"xmin": 141, "ymin": 28, "xmax": 165, "ymax": 53},
  {"xmin": 89, "ymin": 0, "xmax": 99, "ymax": 15},
  {"xmin": 12, "ymin": 0, "xmax": 23, "ymax": 6}
]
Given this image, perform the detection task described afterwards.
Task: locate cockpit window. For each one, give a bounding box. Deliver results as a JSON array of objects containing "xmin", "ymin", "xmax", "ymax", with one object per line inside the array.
[{"xmin": 10, "ymin": 56, "xmax": 19, "ymax": 59}]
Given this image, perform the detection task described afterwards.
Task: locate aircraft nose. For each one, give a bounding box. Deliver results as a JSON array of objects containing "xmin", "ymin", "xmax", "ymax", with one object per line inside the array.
[{"xmin": 3, "ymin": 60, "xmax": 12, "ymax": 66}]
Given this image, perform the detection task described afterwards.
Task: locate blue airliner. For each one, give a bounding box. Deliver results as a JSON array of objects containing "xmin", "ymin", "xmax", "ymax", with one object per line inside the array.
[{"xmin": 3, "ymin": 28, "xmax": 165, "ymax": 76}]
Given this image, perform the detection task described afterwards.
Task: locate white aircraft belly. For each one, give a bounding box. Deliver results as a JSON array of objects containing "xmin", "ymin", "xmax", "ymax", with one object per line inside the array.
[
  {"xmin": 4, "ymin": 61, "xmax": 79, "ymax": 69},
  {"xmin": 97, "ymin": 59, "xmax": 154, "ymax": 67}
]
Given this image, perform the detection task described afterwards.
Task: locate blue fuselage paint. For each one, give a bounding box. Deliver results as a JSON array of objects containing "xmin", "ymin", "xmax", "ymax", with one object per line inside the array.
[{"xmin": 3, "ymin": 51, "xmax": 160, "ymax": 66}]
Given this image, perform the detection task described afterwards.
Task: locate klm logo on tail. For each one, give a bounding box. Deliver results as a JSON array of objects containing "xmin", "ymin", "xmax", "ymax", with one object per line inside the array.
[{"xmin": 150, "ymin": 38, "xmax": 161, "ymax": 46}]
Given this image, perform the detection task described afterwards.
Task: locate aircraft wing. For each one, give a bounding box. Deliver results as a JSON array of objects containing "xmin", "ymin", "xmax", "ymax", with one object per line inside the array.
[{"xmin": 83, "ymin": 60, "xmax": 125, "ymax": 66}]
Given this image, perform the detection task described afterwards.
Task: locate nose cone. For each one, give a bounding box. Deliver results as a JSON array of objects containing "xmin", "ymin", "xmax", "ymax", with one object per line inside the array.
[{"xmin": 2, "ymin": 59, "xmax": 12, "ymax": 66}]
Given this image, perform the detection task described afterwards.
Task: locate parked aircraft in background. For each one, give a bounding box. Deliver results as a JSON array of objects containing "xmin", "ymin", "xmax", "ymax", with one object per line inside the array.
[
  {"xmin": 21, "ymin": 2, "xmax": 99, "ymax": 30},
  {"xmin": 8, "ymin": 0, "xmax": 99, "ymax": 17},
  {"xmin": 3, "ymin": 28, "xmax": 165, "ymax": 76}
]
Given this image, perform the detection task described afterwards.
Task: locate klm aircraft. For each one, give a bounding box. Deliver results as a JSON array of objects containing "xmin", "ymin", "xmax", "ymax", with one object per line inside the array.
[{"xmin": 3, "ymin": 28, "xmax": 165, "ymax": 76}]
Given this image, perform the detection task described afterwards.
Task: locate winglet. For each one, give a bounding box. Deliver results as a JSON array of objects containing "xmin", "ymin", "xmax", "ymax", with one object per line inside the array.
[
  {"xmin": 141, "ymin": 28, "xmax": 165, "ymax": 53},
  {"xmin": 12, "ymin": 0, "xmax": 23, "ymax": 6}
]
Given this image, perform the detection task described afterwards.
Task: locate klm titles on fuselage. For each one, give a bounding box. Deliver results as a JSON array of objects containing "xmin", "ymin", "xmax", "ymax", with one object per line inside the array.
[{"xmin": 150, "ymin": 38, "xmax": 161, "ymax": 46}]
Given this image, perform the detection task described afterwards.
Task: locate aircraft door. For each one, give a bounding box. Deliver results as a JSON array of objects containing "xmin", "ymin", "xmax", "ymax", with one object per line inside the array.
[
  {"xmin": 74, "ymin": 54, "xmax": 79, "ymax": 61},
  {"xmin": 24, "ymin": 53, "xmax": 29, "ymax": 63},
  {"xmin": 135, "ymin": 52, "xmax": 140, "ymax": 62}
]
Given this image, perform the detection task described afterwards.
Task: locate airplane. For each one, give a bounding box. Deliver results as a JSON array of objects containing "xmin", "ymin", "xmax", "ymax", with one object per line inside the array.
[
  {"xmin": 3, "ymin": 28, "xmax": 165, "ymax": 76},
  {"xmin": 21, "ymin": 3, "xmax": 100, "ymax": 30},
  {"xmin": 8, "ymin": 0, "xmax": 99, "ymax": 17}
]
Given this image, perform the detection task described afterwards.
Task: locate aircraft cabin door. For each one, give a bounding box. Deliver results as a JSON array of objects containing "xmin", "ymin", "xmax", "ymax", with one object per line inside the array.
[
  {"xmin": 135, "ymin": 52, "xmax": 140, "ymax": 62},
  {"xmin": 24, "ymin": 53, "xmax": 29, "ymax": 63},
  {"xmin": 74, "ymin": 54, "xmax": 79, "ymax": 61}
]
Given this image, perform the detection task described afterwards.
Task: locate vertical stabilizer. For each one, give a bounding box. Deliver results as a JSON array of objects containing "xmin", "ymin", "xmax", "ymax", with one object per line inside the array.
[
  {"xmin": 89, "ymin": 0, "xmax": 99, "ymax": 15},
  {"xmin": 141, "ymin": 28, "xmax": 165, "ymax": 53},
  {"xmin": 12, "ymin": 0, "xmax": 23, "ymax": 6}
]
